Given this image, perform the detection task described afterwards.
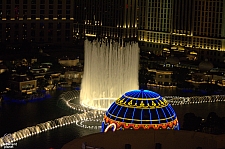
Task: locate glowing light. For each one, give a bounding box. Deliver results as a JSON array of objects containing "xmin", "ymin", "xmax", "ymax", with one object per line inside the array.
[
  {"xmin": 1, "ymin": 90, "xmax": 224, "ymax": 147},
  {"xmin": 85, "ymin": 34, "xmax": 96, "ymax": 37},
  {"xmin": 80, "ymin": 39, "xmax": 139, "ymax": 111},
  {"xmin": 104, "ymin": 123, "xmax": 116, "ymax": 132},
  {"xmin": 102, "ymin": 90, "xmax": 180, "ymax": 132},
  {"xmin": 164, "ymin": 95, "xmax": 225, "ymax": 106}
]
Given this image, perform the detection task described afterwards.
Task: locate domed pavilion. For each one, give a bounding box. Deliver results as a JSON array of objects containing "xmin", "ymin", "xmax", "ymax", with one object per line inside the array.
[{"xmin": 101, "ymin": 89, "xmax": 179, "ymax": 132}]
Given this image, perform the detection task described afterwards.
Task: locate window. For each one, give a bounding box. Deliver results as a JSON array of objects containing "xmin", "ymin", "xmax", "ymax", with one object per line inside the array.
[
  {"xmin": 58, "ymin": 0, "xmax": 62, "ymax": 4},
  {"xmin": 65, "ymin": 37, "xmax": 70, "ymax": 41},
  {"xmin": 40, "ymin": 0, "xmax": 45, "ymax": 4},
  {"xmin": 66, "ymin": 23, "xmax": 70, "ymax": 29},
  {"xmin": 48, "ymin": 30, "xmax": 53, "ymax": 36},
  {"xmin": 31, "ymin": 0, "xmax": 36, "ymax": 4},
  {"xmin": 22, "ymin": 23, "xmax": 27, "ymax": 29},
  {"xmin": 31, "ymin": 5, "xmax": 36, "ymax": 9},
  {"xmin": 49, "ymin": 10, "xmax": 53, "ymax": 14},
  {"xmin": 40, "ymin": 15, "xmax": 44, "ymax": 19},
  {"xmin": 66, "ymin": 30, "xmax": 70, "ymax": 36},
  {"xmin": 31, "ymin": 30, "xmax": 35, "ymax": 36},
  {"xmin": 57, "ymin": 15, "xmax": 62, "ymax": 19},
  {"xmin": 66, "ymin": 10, "xmax": 70, "ymax": 14},
  {"xmin": 66, "ymin": 5, "xmax": 70, "ymax": 9},
  {"xmin": 57, "ymin": 31, "xmax": 61, "ymax": 36},
  {"xmin": 48, "ymin": 37, "xmax": 53, "ymax": 42},
  {"xmin": 57, "ymin": 23, "xmax": 61, "ymax": 29},
  {"xmin": 31, "ymin": 15, "xmax": 36, "ymax": 19},
  {"xmin": 14, "ymin": 24, "xmax": 19, "ymax": 29},
  {"xmin": 40, "ymin": 23, "xmax": 44, "ymax": 29},
  {"xmin": 31, "ymin": 10, "xmax": 36, "ymax": 14},
  {"xmin": 40, "ymin": 10, "xmax": 44, "ymax": 14},
  {"xmin": 165, "ymin": 75, "xmax": 169, "ymax": 78},
  {"xmin": 57, "ymin": 10, "xmax": 62, "ymax": 14},
  {"xmin": 39, "ymin": 31, "xmax": 44, "ymax": 36}
]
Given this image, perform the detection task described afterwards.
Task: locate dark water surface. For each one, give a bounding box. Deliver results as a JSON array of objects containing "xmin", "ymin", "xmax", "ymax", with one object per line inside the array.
[{"xmin": 0, "ymin": 88, "xmax": 225, "ymax": 149}]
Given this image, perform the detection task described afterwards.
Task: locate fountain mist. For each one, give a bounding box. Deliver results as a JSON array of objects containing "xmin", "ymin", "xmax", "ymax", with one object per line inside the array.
[{"xmin": 80, "ymin": 39, "xmax": 140, "ymax": 110}]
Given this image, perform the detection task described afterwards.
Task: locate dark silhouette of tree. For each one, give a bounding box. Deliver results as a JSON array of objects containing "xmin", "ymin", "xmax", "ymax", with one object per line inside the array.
[
  {"xmin": 16, "ymin": 65, "xmax": 29, "ymax": 75},
  {"xmin": 139, "ymin": 68, "xmax": 148, "ymax": 84},
  {"xmin": 183, "ymin": 113, "xmax": 202, "ymax": 131},
  {"xmin": 49, "ymin": 62, "xmax": 64, "ymax": 73},
  {"xmin": 206, "ymin": 112, "xmax": 219, "ymax": 126},
  {"xmin": 172, "ymin": 68, "xmax": 189, "ymax": 86},
  {"xmin": 0, "ymin": 71, "xmax": 10, "ymax": 92},
  {"xmin": 203, "ymin": 112, "xmax": 225, "ymax": 134},
  {"xmin": 198, "ymin": 84, "xmax": 221, "ymax": 95},
  {"xmin": 182, "ymin": 112, "xmax": 225, "ymax": 134}
]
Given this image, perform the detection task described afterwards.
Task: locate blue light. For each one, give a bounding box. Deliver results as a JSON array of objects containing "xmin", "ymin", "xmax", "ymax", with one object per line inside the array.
[
  {"xmin": 140, "ymin": 109, "xmax": 143, "ymax": 124},
  {"xmin": 131, "ymin": 107, "xmax": 136, "ymax": 123},
  {"xmin": 161, "ymin": 108, "xmax": 168, "ymax": 123},
  {"xmin": 165, "ymin": 106, "xmax": 173, "ymax": 121},
  {"xmin": 115, "ymin": 106, "xmax": 123, "ymax": 121},
  {"xmin": 101, "ymin": 122, "xmax": 105, "ymax": 132},
  {"xmin": 155, "ymin": 108, "xmax": 160, "ymax": 123},
  {"xmin": 123, "ymin": 107, "xmax": 129, "ymax": 122},
  {"xmin": 104, "ymin": 89, "xmax": 179, "ymax": 130}
]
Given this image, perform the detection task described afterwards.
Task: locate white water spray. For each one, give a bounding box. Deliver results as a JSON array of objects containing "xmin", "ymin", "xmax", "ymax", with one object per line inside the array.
[{"xmin": 80, "ymin": 39, "xmax": 140, "ymax": 110}]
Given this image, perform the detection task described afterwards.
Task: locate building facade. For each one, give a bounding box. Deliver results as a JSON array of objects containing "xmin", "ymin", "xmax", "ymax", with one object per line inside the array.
[
  {"xmin": 74, "ymin": 0, "xmax": 138, "ymax": 39},
  {"xmin": 0, "ymin": 0, "xmax": 74, "ymax": 47},
  {"xmin": 0, "ymin": 0, "xmax": 225, "ymax": 63},
  {"xmin": 138, "ymin": 0, "xmax": 225, "ymax": 63}
]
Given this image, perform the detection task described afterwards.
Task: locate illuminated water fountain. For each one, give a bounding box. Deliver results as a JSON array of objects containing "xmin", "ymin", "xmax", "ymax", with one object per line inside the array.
[
  {"xmin": 0, "ymin": 110, "xmax": 103, "ymax": 147},
  {"xmin": 1, "ymin": 90, "xmax": 225, "ymax": 147},
  {"xmin": 58, "ymin": 90, "xmax": 89, "ymax": 112},
  {"xmin": 164, "ymin": 95, "xmax": 225, "ymax": 105},
  {"xmin": 80, "ymin": 39, "xmax": 140, "ymax": 111}
]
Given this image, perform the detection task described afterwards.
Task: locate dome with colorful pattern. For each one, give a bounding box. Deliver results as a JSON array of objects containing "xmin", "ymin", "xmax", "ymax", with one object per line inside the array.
[{"xmin": 101, "ymin": 89, "xmax": 179, "ymax": 132}]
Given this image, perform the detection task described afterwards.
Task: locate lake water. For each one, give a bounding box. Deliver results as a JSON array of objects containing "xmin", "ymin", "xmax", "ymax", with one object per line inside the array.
[{"xmin": 0, "ymin": 88, "xmax": 225, "ymax": 149}]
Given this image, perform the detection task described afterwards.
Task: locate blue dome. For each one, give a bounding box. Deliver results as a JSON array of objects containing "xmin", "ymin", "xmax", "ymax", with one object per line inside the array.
[
  {"xmin": 124, "ymin": 89, "xmax": 160, "ymax": 99},
  {"xmin": 102, "ymin": 89, "xmax": 179, "ymax": 131}
]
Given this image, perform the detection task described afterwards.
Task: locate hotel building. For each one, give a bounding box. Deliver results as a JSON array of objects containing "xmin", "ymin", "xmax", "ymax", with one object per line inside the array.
[
  {"xmin": 74, "ymin": 0, "xmax": 138, "ymax": 40},
  {"xmin": 0, "ymin": 0, "xmax": 225, "ymax": 63},
  {"xmin": 138, "ymin": 0, "xmax": 225, "ymax": 62},
  {"xmin": 0, "ymin": 0, "xmax": 74, "ymax": 47},
  {"xmin": 74, "ymin": 0, "xmax": 225, "ymax": 63}
]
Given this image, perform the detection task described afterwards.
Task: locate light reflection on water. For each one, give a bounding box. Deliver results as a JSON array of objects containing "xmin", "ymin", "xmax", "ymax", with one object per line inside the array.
[
  {"xmin": 0, "ymin": 88, "xmax": 225, "ymax": 149},
  {"xmin": 147, "ymin": 86, "xmax": 225, "ymax": 125}
]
